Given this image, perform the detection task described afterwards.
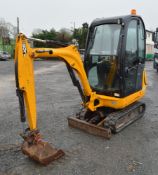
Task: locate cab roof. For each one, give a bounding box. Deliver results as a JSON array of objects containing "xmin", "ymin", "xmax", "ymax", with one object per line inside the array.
[{"xmin": 90, "ymin": 15, "xmax": 142, "ymax": 28}]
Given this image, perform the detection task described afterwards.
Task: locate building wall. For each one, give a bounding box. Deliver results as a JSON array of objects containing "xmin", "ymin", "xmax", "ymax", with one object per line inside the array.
[{"xmin": 146, "ymin": 30, "xmax": 154, "ymax": 59}]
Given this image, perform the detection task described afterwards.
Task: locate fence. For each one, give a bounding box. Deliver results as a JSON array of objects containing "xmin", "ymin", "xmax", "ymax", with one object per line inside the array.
[{"xmin": 0, "ymin": 38, "xmax": 15, "ymax": 58}]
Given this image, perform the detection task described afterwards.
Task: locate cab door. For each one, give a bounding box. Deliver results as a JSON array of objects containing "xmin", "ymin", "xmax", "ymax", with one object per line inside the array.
[
  {"xmin": 136, "ymin": 20, "xmax": 146, "ymax": 91},
  {"xmin": 123, "ymin": 19, "xmax": 145, "ymax": 96}
]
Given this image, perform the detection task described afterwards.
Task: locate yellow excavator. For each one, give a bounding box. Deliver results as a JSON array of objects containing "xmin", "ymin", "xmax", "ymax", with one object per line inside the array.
[{"xmin": 14, "ymin": 10, "xmax": 147, "ymax": 165}]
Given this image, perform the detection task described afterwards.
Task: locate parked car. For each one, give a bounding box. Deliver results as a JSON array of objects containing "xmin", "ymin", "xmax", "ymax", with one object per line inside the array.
[{"xmin": 0, "ymin": 51, "xmax": 11, "ymax": 61}]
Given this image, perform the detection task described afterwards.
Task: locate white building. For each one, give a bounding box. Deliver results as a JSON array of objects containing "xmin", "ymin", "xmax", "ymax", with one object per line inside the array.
[{"xmin": 146, "ymin": 30, "xmax": 154, "ymax": 60}]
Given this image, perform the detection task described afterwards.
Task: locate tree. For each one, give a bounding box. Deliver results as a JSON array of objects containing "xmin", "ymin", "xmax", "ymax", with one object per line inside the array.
[
  {"xmin": 0, "ymin": 18, "xmax": 17, "ymax": 39},
  {"xmin": 32, "ymin": 28, "xmax": 58, "ymax": 47},
  {"xmin": 0, "ymin": 18, "xmax": 17, "ymax": 54},
  {"xmin": 0, "ymin": 19, "xmax": 9, "ymax": 38},
  {"xmin": 32, "ymin": 28, "xmax": 57, "ymax": 40},
  {"xmin": 80, "ymin": 22, "xmax": 89, "ymax": 48},
  {"xmin": 32, "ymin": 23, "xmax": 89, "ymax": 49},
  {"xmin": 72, "ymin": 22, "xmax": 89, "ymax": 49},
  {"xmin": 32, "ymin": 28, "xmax": 73, "ymax": 47},
  {"xmin": 56, "ymin": 28, "xmax": 72, "ymax": 43}
]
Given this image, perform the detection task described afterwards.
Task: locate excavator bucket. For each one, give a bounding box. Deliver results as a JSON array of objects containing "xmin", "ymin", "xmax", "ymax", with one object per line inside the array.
[
  {"xmin": 20, "ymin": 130, "xmax": 64, "ymax": 165},
  {"xmin": 21, "ymin": 141, "xmax": 64, "ymax": 165}
]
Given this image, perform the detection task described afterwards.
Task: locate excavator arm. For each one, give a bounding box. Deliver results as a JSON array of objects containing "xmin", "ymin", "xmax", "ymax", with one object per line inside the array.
[
  {"xmin": 15, "ymin": 34, "xmax": 37, "ymax": 130},
  {"xmin": 15, "ymin": 33, "xmax": 96, "ymax": 165},
  {"xmin": 15, "ymin": 33, "xmax": 92, "ymax": 131}
]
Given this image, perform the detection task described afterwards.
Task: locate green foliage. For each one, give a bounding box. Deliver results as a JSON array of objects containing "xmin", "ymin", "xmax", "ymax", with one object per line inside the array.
[
  {"xmin": 32, "ymin": 28, "xmax": 72, "ymax": 47},
  {"xmin": 32, "ymin": 23, "xmax": 89, "ymax": 49},
  {"xmin": 32, "ymin": 28, "xmax": 58, "ymax": 47},
  {"xmin": 0, "ymin": 38, "xmax": 15, "ymax": 57},
  {"xmin": 73, "ymin": 23, "xmax": 88, "ymax": 49},
  {"xmin": 57, "ymin": 28, "xmax": 72, "ymax": 43},
  {"xmin": 32, "ymin": 29, "xmax": 57, "ymax": 40}
]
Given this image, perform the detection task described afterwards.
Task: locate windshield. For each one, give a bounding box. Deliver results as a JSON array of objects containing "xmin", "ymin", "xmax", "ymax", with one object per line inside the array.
[
  {"xmin": 89, "ymin": 24, "xmax": 121, "ymax": 55},
  {"xmin": 87, "ymin": 24, "xmax": 121, "ymax": 95}
]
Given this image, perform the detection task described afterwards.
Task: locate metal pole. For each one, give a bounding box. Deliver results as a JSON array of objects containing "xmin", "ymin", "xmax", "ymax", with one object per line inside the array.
[
  {"xmin": 17, "ymin": 17, "xmax": 19, "ymax": 34},
  {"xmin": 73, "ymin": 22, "xmax": 75, "ymax": 31}
]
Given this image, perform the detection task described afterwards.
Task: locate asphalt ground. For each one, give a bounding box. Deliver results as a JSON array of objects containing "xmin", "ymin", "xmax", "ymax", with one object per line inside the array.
[{"xmin": 0, "ymin": 60, "xmax": 158, "ymax": 175}]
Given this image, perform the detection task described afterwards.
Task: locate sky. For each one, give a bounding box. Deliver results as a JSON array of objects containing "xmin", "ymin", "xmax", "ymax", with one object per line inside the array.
[{"xmin": 1, "ymin": 0, "xmax": 158, "ymax": 36}]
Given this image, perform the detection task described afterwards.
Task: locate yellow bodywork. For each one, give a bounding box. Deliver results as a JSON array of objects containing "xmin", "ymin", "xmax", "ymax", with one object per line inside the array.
[{"xmin": 15, "ymin": 34, "xmax": 147, "ymax": 130}]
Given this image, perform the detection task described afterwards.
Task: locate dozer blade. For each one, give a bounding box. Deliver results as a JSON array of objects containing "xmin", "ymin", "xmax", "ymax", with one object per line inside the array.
[
  {"xmin": 21, "ymin": 130, "xmax": 64, "ymax": 165},
  {"xmin": 68, "ymin": 117, "xmax": 111, "ymax": 139},
  {"xmin": 68, "ymin": 102, "xmax": 145, "ymax": 139}
]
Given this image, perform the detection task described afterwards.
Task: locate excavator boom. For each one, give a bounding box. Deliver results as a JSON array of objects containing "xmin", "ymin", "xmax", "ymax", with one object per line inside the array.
[
  {"xmin": 15, "ymin": 34, "xmax": 95, "ymax": 165},
  {"xmin": 15, "ymin": 34, "xmax": 93, "ymax": 130}
]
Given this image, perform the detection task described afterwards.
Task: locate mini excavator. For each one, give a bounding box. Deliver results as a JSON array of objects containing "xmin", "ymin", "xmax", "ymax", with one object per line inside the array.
[{"xmin": 14, "ymin": 10, "xmax": 147, "ymax": 165}]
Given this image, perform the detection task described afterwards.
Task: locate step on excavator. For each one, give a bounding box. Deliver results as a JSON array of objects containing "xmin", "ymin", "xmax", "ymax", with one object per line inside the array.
[{"xmin": 14, "ymin": 10, "xmax": 147, "ymax": 165}]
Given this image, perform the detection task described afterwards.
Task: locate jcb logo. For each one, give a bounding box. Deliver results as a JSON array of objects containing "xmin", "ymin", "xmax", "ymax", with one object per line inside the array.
[{"xmin": 22, "ymin": 43, "xmax": 27, "ymax": 55}]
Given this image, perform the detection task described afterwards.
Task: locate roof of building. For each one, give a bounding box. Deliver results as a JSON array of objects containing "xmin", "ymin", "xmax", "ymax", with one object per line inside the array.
[{"xmin": 146, "ymin": 30, "xmax": 154, "ymax": 33}]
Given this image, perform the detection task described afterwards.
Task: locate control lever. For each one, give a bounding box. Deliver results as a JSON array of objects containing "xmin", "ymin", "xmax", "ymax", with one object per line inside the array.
[{"xmin": 125, "ymin": 66, "xmax": 137, "ymax": 74}]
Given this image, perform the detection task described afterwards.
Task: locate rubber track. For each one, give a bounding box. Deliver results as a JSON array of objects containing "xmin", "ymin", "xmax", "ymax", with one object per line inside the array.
[{"xmin": 104, "ymin": 102, "xmax": 146, "ymax": 133}]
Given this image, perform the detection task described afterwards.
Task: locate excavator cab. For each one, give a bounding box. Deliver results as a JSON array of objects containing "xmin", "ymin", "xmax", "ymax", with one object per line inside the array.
[
  {"xmin": 85, "ymin": 15, "xmax": 146, "ymax": 97},
  {"xmin": 14, "ymin": 11, "xmax": 147, "ymax": 165},
  {"xmin": 68, "ymin": 13, "xmax": 146, "ymax": 136}
]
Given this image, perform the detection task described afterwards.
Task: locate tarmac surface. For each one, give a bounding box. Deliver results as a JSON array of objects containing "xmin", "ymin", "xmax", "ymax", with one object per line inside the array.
[{"xmin": 0, "ymin": 60, "xmax": 158, "ymax": 175}]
